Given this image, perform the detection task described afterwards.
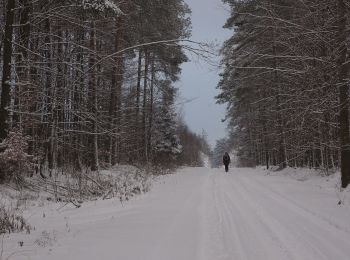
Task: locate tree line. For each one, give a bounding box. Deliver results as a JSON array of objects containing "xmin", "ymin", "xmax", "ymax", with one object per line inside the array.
[
  {"xmin": 218, "ymin": 0, "xmax": 350, "ymax": 187},
  {"xmin": 0, "ymin": 0, "xmax": 208, "ymax": 181}
]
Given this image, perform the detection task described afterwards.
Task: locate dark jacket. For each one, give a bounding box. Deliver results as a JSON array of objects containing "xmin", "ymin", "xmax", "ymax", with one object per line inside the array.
[{"xmin": 223, "ymin": 153, "xmax": 231, "ymax": 165}]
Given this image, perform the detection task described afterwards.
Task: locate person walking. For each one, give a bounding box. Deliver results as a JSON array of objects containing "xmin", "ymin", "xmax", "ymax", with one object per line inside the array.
[{"xmin": 223, "ymin": 152, "xmax": 231, "ymax": 173}]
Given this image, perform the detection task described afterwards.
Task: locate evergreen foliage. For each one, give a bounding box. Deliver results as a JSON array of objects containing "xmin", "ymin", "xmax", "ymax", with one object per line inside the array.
[
  {"xmin": 219, "ymin": 0, "xmax": 350, "ymax": 186},
  {"xmin": 0, "ymin": 0, "xmax": 192, "ymax": 178}
]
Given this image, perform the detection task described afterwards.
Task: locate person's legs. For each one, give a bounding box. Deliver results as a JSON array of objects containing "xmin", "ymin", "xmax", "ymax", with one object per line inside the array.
[{"xmin": 225, "ymin": 164, "xmax": 229, "ymax": 172}]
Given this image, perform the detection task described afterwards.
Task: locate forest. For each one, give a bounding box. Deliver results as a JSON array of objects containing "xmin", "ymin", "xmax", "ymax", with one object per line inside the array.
[
  {"xmin": 2, "ymin": 1, "xmax": 350, "ymax": 259},
  {"xmin": 0, "ymin": 0, "xmax": 211, "ymax": 184},
  {"xmin": 217, "ymin": 0, "xmax": 350, "ymax": 188}
]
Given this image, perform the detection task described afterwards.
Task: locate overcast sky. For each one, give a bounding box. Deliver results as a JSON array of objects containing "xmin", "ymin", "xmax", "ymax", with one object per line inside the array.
[{"xmin": 176, "ymin": 0, "xmax": 231, "ymax": 147}]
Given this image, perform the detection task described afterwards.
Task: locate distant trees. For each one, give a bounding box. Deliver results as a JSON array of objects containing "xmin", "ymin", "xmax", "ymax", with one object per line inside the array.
[
  {"xmin": 176, "ymin": 122, "xmax": 211, "ymax": 167},
  {"xmin": 218, "ymin": 0, "xmax": 350, "ymax": 187},
  {"xmin": 211, "ymin": 138, "xmax": 232, "ymax": 168},
  {"xmin": 0, "ymin": 0, "xmax": 192, "ymax": 181}
]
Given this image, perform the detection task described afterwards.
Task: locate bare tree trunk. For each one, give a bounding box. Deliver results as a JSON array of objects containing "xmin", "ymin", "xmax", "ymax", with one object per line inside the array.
[
  {"xmin": 108, "ymin": 15, "xmax": 125, "ymax": 166},
  {"xmin": 48, "ymin": 25, "xmax": 61, "ymax": 176},
  {"xmin": 263, "ymin": 123, "xmax": 269, "ymax": 170},
  {"xmin": 74, "ymin": 29, "xmax": 85, "ymax": 172},
  {"xmin": 272, "ymin": 22, "xmax": 287, "ymax": 170},
  {"xmin": 142, "ymin": 48, "xmax": 149, "ymax": 161},
  {"xmin": 337, "ymin": 0, "xmax": 350, "ymax": 188},
  {"xmin": 90, "ymin": 22, "xmax": 99, "ymax": 171},
  {"xmin": 0, "ymin": 0, "xmax": 15, "ymax": 141},
  {"xmin": 134, "ymin": 49, "xmax": 142, "ymax": 155},
  {"xmin": 13, "ymin": 0, "xmax": 31, "ymax": 129},
  {"xmin": 115, "ymin": 16, "xmax": 124, "ymax": 165},
  {"xmin": 109, "ymin": 72, "xmax": 117, "ymax": 164},
  {"xmin": 148, "ymin": 56, "xmax": 155, "ymax": 161},
  {"xmin": 43, "ymin": 18, "xmax": 55, "ymax": 175}
]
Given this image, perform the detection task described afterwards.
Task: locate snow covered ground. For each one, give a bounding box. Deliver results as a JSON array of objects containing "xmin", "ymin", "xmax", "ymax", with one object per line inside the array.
[
  {"xmin": 200, "ymin": 152, "xmax": 211, "ymax": 168},
  {"xmin": 2, "ymin": 167, "xmax": 350, "ymax": 260}
]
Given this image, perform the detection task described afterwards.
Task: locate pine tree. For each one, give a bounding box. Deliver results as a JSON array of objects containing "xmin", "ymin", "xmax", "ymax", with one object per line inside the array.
[
  {"xmin": 152, "ymin": 80, "xmax": 182, "ymax": 165},
  {"xmin": 219, "ymin": 0, "xmax": 350, "ymax": 179}
]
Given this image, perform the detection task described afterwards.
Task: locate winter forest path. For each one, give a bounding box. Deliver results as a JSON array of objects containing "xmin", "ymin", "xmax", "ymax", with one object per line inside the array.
[{"xmin": 7, "ymin": 168, "xmax": 350, "ymax": 260}]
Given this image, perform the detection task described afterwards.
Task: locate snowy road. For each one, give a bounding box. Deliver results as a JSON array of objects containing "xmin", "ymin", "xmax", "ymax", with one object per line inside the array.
[{"xmin": 5, "ymin": 168, "xmax": 350, "ymax": 260}]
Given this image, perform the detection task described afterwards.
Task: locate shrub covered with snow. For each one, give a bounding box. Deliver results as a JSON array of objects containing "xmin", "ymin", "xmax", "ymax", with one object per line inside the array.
[
  {"xmin": 0, "ymin": 131, "xmax": 34, "ymax": 184},
  {"xmin": 104, "ymin": 168, "xmax": 151, "ymax": 200},
  {"xmin": 0, "ymin": 204, "xmax": 31, "ymax": 234},
  {"xmin": 25, "ymin": 165, "xmax": 152, "ymax": 204}
]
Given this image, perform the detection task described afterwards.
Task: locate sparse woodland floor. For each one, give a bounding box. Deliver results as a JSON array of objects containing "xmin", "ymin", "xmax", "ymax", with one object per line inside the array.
[{"xmin": 1, "ymin": 167, "xmax": 350, "ymax": 260}]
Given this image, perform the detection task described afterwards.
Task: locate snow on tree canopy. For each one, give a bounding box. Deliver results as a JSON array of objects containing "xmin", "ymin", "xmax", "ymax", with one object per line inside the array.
[
  {"xmin": 80, "ymin": 0, "xmax": 122, "ymax": 15},
  {"xmin": 153, "ymin": 103, "xmax": 182, "ymax": 156}
]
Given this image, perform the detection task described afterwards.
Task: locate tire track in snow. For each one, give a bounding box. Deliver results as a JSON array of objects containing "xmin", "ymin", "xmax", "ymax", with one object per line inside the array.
[
  {"xmin": 199, "ymin": 172, "xmax": 229, "ymax": 260},
  {"xmin": 210, "ymin": 173, "xmax": 246, "ymax": 260},
  {"xmin": 222, "ymin": 175, "xmax": 297, "ymax": 260},
  {"xmin": 212, "ymin": 172, "xmax": 293, "ymax": 260},
  {"xmin": 248, "ymin": 175, "xmax": 350, "ymax": 235},
  {"xmin": 149, "ymin": 172, "xmax": 207, "ymax": 260},
  {"xmin": 233, "ymin": 175, "xmax": 328, "ymax": 260},
  {"xmin": 237, "ymin": 174, "xmax": 350, "ymax": 260}
]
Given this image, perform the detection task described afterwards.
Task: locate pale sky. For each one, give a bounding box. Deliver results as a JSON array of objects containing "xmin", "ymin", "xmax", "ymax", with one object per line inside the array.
[{"xmin": 176, "ymin": 0, "xmax": 231, "ymax": 148}]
